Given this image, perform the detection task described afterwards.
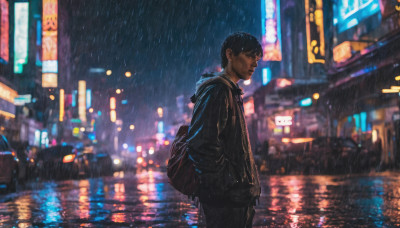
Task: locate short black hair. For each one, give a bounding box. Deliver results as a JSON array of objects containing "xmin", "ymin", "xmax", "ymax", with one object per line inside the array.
[{"xmin": 220, "ymin": 32, "xmax": 263, "ymax": 68}]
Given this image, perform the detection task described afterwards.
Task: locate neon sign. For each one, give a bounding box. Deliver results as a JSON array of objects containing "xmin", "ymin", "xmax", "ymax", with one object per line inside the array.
[
  {"xmin": 0, "ymin": 0, "xmax": 8, "ymax": 63},
  {"xmin": 78, "ymin": 80, "xmax": 86, "ymax": 122},
  {"xmin": 262, "ymin": 68, "xmax": 271, "ymax": 86},
  {"xmin": 333, "ymin": 41, "xmax": 352, "ymax": 63},
  {"xmin": 305, "ymin": 0, "xmax": 325, "ymax": 64},
  {"xmin": 275, "ymin": 116, "xmax": 292, "ymax": 126},
  {"xmin": 42, "ymin": 0, "xmax": 58, "ymax": 87},
  {"xmin": 336, "ymin": 0, "xmax": 380, "ymax": 33},
  {"xmin": 261, "ymin": 0, "xmax": 282, "ymax": 61},
  {"xmin": 59, "ymin": 89, "xmax": 64, "ymax": 122},
  {"xmin": 14, "ymin": 3, "xmax": 29, "ymax": 73}
]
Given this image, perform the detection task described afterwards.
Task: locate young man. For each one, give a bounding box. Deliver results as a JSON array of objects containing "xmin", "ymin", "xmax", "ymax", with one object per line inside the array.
[{"xmin": 187, "ymin": 32, "xmax": 262, "ymax": 227}]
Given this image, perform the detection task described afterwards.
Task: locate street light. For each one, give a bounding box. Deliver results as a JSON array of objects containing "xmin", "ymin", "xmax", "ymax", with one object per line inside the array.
[
  {"xmin": 313, "ymin": 93, "xmax": 320, "ymax": 100},
  {"xmin": 244, "ymin": 79, "xmax": 251, "ymax": 86},
  {"xmin": 89, "ymin": 108, "xmax": 94, "ymax": 113},
  {"xmin": 125, "ymin": 71, "xmax": 132, "ymax": 78},
  {"xmin": 116, "ymin": 89, "xmax": 121, "ymax": 94},
  {"xmin": 129, "ymin": 124, "xmax": 135, "ymax": 130},
  {"xmin": 106, "ymin": 70, "xmax": 112, "ymax": 76},
  {"xmin": 157, "ymin": 107, "xmax": 163, "ymax": 118}
]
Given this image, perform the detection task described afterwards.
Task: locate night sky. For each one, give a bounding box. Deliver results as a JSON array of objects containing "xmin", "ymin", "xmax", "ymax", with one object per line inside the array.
[{"xmin": 68, "ymin": 0, "xmax": 261, "ymax": 135}]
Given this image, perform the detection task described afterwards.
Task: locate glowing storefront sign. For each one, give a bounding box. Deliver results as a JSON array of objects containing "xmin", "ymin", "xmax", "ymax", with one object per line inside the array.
[
  {"xmin": 333, "ymin": 41, "xmax": 352, "ymax": 63},
  {"xmin": 336, "ymin": 0, "xmax": 381, "ymax": 33},
  {"xmin": 42, "ymin": 60, "xmax": 57, "ymax": 73},
  {"xmin": 42, "ymin": 73, "xmax": 57, "ymax": 88},
  {"xmin": 14, "ymin": 2, "xmax": 29, "ymax": 73},
  {"xmin": 305, "ymin": 0, "xmax": 325, "ymax": 64},
  {"xmin": 59, "ymin": 89, "xmax": 64, "ymax": 122},
  {"xmin": 244, "ymin": 97, "xmax": 255, "ymax": 116},
  {"xmin": 110, "ymin": 97, "xmax": 116, "ymax": 122},
  {"xmin": 14, "ymin": 94, "xmax": 31, "ymax": 106},
  {"xmin": 300, "ymin": 97, "xmax": 313, "ymax": 106},
  {"xmin": 42, "ymin": 0, "xmax": 58, "ymax": 87},
  {"xmin": 0, "ymin": 0, "xmax": 9, "ymax": 62},
  {"xmin": 0, "ymin": 82, "xmax": 17, "ymax": 118},
  {"xmin": 110, "ymin": 97, "xmax": 116, "ymax": 110},
  {"xmin": 261, "ymin": 0, "xmax": 282, "ymax": 61},
  {"xmin": 276, "ymin": 78, "xmax": 293, "ymax": 88},
  {"xmin": 86, "ymin": 89, "xmax": 91, "ymax": 109},
  {"xmin": 78, "ymin": 80, "xmax": 86, "ymax": 122},
  {"xmin": 0, "ymin": 82, "xmax": 18, "ymax": 104},
  {"xmin": 275, "ymin": 116, "xmax": 292, "ymax": 126},
  {"xmin": 262, "ymin": 68, "xmax": 271, "ymax": 86}
]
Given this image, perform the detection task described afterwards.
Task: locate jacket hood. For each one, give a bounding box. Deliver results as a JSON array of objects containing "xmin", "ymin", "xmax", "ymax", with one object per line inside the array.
[
  {"xmin": 195, "ymin": 72, "xmax": 219, "ymax": 92},
  {"xmin": 191, "ymin": 72, "xmax": 242, "ymax": 103}
]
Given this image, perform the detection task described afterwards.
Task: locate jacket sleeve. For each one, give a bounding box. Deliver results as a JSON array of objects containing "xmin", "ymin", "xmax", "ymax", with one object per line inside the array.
[{"xmin": 187, "ymin": 84, "xmax": 229, "ymax": 175}]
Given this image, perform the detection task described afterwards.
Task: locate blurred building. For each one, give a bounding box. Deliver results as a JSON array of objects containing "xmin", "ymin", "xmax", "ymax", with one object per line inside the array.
[
  {"xmin": 253, "ymin": 0, "xmax": 328, "ymax": 151},
  {"xmin": 322, "ymin": 0, "xmax": 400, "ymax": 166}
]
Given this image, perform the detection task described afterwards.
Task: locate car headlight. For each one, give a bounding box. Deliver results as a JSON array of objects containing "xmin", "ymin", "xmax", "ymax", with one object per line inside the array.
[{"xmin": 113, "ymin": 159, "xmax": 121, "ymax": 165}]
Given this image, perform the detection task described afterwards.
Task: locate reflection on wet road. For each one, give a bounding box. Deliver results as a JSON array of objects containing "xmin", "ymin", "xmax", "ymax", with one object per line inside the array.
[{"xmin": 1, "ymin": 170, "xmax": 400, "ymax": 227}]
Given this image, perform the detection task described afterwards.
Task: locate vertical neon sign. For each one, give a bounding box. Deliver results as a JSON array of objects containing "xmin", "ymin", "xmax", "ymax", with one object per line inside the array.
[
  {"xmin": 59, "ymin": 89, "xmax": 64, "ymax": 122},
  {"xmin": 78, "ymin": 80, "xmax": 87, "ymax": 123},
  {"xmin": 261, "ymin": 0, "xmax": 282, "ymax": 61},
  {"xmin": 42, "ymin": 0, "xmax": 58, "ymax": 87},
  {"xmin": 305, "ymin": 0, "xmax": 325, "ymax": 63},
  {"xmin": 0, "ymin": 0, "xmax": 9, "ymax": 63},
  {"xmin": 14, "ymin": 2, "xmax": 29, "ymax": 73}
]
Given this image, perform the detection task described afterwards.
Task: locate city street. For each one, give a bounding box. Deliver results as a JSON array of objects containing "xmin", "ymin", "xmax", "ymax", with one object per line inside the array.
[{"xmin": 1, "ymin": 169, "xmax": 400, "ymax": 227}]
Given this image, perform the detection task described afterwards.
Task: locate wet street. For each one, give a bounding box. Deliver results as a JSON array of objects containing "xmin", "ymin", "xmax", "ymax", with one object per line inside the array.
[{"xmin": 1, "ymin": 170, "xmax": 400, "ymax": 227}]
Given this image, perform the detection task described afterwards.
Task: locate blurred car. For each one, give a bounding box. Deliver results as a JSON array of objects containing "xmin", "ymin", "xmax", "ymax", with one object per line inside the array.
[
  {"xmin": 283, "ymin": 137, "xmax": 362, "ymax": 174},
  {"xmin": 95, "ymin": 151, "xmax": 113, "ymax": 176},
  {"xmin": 35, "ymin": 145, "xmax": 80, "ymax": 179},
  {"xmin": 77, "ymin": 149, "xmax": 113, "ymax": 177},
  {"xmin": 0, "ymin": 135, "xmax": 19, "ymax": 192}
]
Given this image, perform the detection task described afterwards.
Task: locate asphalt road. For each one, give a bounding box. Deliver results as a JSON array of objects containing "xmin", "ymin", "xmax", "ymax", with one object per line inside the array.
[{"xmin": 1, "ymin": 169, "xmax": 400, "ymax": 227}]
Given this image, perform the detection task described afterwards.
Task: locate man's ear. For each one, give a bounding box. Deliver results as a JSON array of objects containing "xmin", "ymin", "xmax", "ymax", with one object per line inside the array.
[{"xmin": 225, "ymin": 48, "xmax": 233, "ymax": 62}]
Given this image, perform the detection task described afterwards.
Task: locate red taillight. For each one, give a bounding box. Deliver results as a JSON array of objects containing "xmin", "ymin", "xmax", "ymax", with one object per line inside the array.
[{"xmin": 63, "ymin": 154, "xmax": 75, "ymax": 163}]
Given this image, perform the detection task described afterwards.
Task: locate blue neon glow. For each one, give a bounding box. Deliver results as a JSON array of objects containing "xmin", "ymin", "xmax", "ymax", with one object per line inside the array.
[
  {"xmin": 360, "ymin": 112, "xmax": 367, "ymax": 132},
  {"xmin": 158, "ymin": 121, "xmax": 164, "ymax": 133},
  {"xmin": 299, "ymin": 97, "xmax": 312, "ymax": 107},
  {"xmin": 72, "ymin": 90, "xmax": 77, "ymax": 107},
  {"xmin": 36, "ymin": 20, "xmax": 41, "ymax": 46},
  {"xmin": 42, "ymin": 60, "xmax": 58, "ymax": 73},
  {"xmin": 86, "ymin": 89, "xmax": 91, "ymax": 109},
  {"xmin": 97, "ymin": 110, "xmax": 102, "ymax": 116},
  {"xmin": 353, "ymin": 113, "xmax": 360, "ymax": 132},
  {"xmin": 262, "ymin": 68, "xmax": 271, "ymax": 86},
  {"xmin": 336, "ymin": 0, "xmax": 381, "ymax": 33},
  {"xmin": 121, "ymin": 99, "xmax": 128, "ymax": 105}
]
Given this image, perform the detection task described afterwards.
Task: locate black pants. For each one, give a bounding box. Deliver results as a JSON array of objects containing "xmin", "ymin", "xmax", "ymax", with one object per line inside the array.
[{"xmin": 201, "ymin": 203, "xmax": 255, "ymax": 228}]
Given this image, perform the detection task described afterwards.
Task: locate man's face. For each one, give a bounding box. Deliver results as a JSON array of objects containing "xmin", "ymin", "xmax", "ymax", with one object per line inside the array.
[{"xmin": 230, "ymin": 50, "xmax": 261, "ymax": 81}]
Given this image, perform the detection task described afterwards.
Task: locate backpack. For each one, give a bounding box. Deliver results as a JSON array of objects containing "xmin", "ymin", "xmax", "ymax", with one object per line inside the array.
[
  {"xmin": 167, "ymin": 125, "xmax": 197, "ymax": 196},
  {"xmin": 167, "ymin": 75, "xmax": 235, "ymax": 196}
]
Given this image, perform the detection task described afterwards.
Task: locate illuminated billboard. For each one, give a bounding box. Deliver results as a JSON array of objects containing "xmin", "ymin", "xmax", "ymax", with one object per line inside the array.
[
  {"xmin": 261, "ymin": 0, "xmax": 282, "ymax": 61},
  {"xmin": 78, "ymin": 81, "xmax": 87, "ymax": 122},
  {"xmin": 334, "ymin": 0, "xmax": 381, "ymax": 33},
  {"xmin": 42, "ymin": 0, "xmax": 58, "ymax": 87},
  {"xmin": 59, "ymin": 89, "xmax": 64, "ymax": 122},
  {"xmin": 0, "ymin": 82, "xmax": 17, "ymax": 118},
  {"xmin": 42, "ymin": 73, "xmax": 57, "ymax": 88},
  {"xmin": 305, "ymin": 0, "xmax": 325, "ymax": 64},
  {"xmin": 14, "ymin": 2, "xmax": 29, "ymax": 73},
  {"xmin": 0, "ymin": 0, "xmax": 8, "ymax": 63}
]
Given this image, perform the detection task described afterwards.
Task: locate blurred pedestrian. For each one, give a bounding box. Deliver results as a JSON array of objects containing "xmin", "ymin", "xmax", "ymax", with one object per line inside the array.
[{"xmin": 187, "ymin": 32, "xmax": 262, "ymax": 228}]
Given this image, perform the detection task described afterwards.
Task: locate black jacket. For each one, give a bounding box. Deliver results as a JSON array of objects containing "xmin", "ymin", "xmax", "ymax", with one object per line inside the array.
[{"xmin": 187, "ymin": 73, "xmax": 260, "ymax": 207}]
